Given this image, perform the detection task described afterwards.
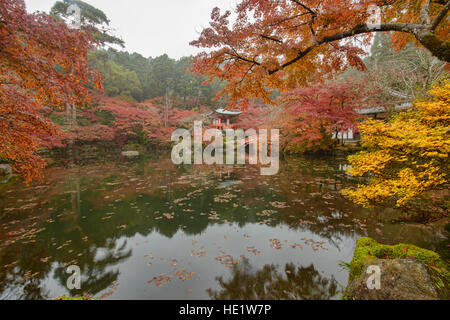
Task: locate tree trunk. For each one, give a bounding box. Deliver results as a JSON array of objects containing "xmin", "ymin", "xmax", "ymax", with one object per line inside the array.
[
  {"xmin": 415, "ymin": 30, "xmax": 450, "ymax": 62},
  {"xmin": 72, "ymin": 104, "xmax": 77, "ymax": 126}
]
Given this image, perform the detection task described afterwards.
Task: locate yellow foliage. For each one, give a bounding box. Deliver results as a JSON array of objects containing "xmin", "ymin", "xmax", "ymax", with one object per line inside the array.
[{"xmin": 342, "ymin": 80, "xmax": 450, "ymax": 209}]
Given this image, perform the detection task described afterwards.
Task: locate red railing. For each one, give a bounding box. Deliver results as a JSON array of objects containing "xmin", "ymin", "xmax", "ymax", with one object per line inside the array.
[{"xmin": 210, "ymin": 123, "xmax": 237, "ymax": 130}]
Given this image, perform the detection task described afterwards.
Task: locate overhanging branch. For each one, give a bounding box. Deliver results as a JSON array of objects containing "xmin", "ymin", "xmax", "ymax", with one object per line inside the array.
[
  {"xmin": 431, "ymin": 0, "xmax": 450, "ymax": 30},
  {"xmin": 269, "ymin": 23, "xmax": 426, "ymax": 74}
]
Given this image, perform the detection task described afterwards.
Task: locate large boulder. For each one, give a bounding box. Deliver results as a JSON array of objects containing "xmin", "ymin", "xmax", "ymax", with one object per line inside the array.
[
  {"xmin": 349, "ymin": 258, "xmax": 439, "ymax": 300},
  {"xmin": 347, "ymin": 237, "xmax": 449, "ymax": 300}
]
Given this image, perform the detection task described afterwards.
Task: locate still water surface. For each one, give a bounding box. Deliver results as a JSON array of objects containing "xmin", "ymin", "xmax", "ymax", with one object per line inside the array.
[{"xmin": 0, "ymin": 155, "xmax": 444, "ymax": 300}]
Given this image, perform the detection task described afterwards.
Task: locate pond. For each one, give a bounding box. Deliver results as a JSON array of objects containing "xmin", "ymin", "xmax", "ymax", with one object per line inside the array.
[{"xmin": 0, "ymin": 154, "xmax": 445, "ymax": 300}]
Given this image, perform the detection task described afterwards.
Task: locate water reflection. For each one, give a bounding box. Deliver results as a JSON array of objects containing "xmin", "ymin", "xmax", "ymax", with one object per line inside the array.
[
  {"xmin": 0, "ymin": 155, "xmax": 445, "ymax": 300},
  {"xmin": 208, "ymin": 258, "xmax": 338, "ymax": 300}
]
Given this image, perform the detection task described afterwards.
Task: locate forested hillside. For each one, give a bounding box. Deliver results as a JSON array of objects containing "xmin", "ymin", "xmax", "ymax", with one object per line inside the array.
[{"xmin": 88, "ymin": 50, "xmax": 225, "ymax": 108}]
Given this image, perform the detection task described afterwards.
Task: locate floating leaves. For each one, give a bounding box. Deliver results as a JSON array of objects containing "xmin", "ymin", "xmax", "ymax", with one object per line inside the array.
[
  {"xmin": 163, "ymin": 212, "xmax": 175, "ymax": 220},
  {"xmin": 290, "ymin": 243, "xmax": 304, "ymax": 251},
  {"xmin": 190, "ymin": 247, "xmax": 206, "ymax": 257},
  {"xmin": 149, "ymin": 274, "xmax": 171, "ymax": 288},
  {"xmin": 214, "ymin": 192, "xmax": 237, "ymax": 203},
  {"xmin": 257, "ymin": 210, "xmax": 277, "ymax": 217},
  {"xmin": 302, "ymin": 238, "xmax": 328, "ymax": 251},
  {"xmin": 270, "ymin": 201, "xmax": 289, "ymax": 209},
  {"xmin": 298, "ymin": 219, "xmax": 316, "ymax": 226},
  {"xmin": 174, "ymin": 268, "xmax": 195, "ymax": 281},
  {"xmin": 148, "ymin": 266, "xmax": 196, "ymax": 288},
  {"xmin": 208, "ymin": 212, "xmax": 220, "ymax": 220},
  {"xmin": 247, "ymin": 246, "xmax": 261, "ymax": 256},
  {"xmin": 100, "ymin": 281, "xmax": 119, "ymax": 299},
  {"xmin": 215, "ymin": 255, "xmax": 240, "ymax": 268},
  {"xmin": 270, "ymin": 239, "xmax": 283, "ymax": 250}
]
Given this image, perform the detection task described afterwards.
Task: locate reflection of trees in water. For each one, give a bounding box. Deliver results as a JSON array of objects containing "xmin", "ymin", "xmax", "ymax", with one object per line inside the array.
[
  {"xmin": 53, "ymin": 238, "xmax": 132, "ymax": 298},
  {"xmin": 1, "ymin": 155, "xmax": 370, "ymax": 242},
  {"xmin": 0, "ymin": 241, "xmax": 52, "ymax": 300},
  {"xmin": 0, "ymin": 236, "xmax": 131, "ymax": 299},
  {"xmin": 0, "ymin": 155, "xmax": 440, "ymax": 299},
  {"xmin": 208, "ymin": 258, "xmax": 339, "ymax": 300},
  {"xmin": 0, "ymin": 173, "xmax": 132, "ymax": 299}
]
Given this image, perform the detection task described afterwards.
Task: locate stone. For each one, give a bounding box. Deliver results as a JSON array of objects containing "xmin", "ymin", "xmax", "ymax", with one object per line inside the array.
[
  {"xmin": 121, "ymin": 151, "xmax": 140, "ymax": 157},
  {"xmin": 0, "ymin": 164, "xmax": 12, "ymax": 175},
  {"xmin": 349, "ymin": 258, "xmax": 439, "ymax": 300},
  {"xmin": 0, "ymin": 164, "xmax": 12, "ymax": 183}
]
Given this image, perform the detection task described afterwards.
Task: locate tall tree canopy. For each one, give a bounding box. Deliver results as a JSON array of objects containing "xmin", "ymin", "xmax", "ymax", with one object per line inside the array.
[
  {"xmin": 191, "ymin": 0, "xmax": 449, "ymax": 107},
  {"xmin": 0, "ymin": 0, "xmax": 101, "ymax": 182},
  {"xmin": 50, "ymin": 0, "xmax": 124, "ymax": 47}
]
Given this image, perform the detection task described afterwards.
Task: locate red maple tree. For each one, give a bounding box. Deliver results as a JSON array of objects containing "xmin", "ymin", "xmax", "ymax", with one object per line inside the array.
[
  {"xmin": 0, "ymin": 0, "xmax": 102, "ymax": 182},
  {"xmin": 279, "ymin": 80, "xmax": 374, "ymax": 152},
  {"xmin": 190, "ymin": 0, "xmax": 449, "ymax": 108}
]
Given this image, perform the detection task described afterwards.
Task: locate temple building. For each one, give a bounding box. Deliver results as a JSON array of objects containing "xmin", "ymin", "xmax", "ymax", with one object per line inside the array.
[
  {"xmin": 208, "ymin": 108, "xmax": 242, "ymax": 130},
  {"xmin": 334, "ymin": 103, "xmax": 412, "ymax": 143}
]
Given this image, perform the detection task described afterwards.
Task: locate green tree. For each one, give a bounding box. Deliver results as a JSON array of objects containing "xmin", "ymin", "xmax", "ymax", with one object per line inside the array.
[{"xmin": 50, "ymin": 0, "xmax": 124, "ymax": 47}]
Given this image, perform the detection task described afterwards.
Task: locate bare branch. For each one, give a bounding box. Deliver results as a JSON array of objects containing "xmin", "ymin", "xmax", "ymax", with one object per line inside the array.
[
  {"xmin": 290, "ymin": 0, "xmax": 316, "ymax": 16},
  {"xmin": 289, "ymin": 0, "xmax": 317, "ymax": 37},
  {"xmin": 268, "ymin": 12, "xmax": 311, "ymax": 27},
  {"xmin": 269, "ymin": 23, "xmax": 427, "ymax": 75},
  {"xmin": 421, "ymin": 0, "xmax": 432, "ymax": 24},
  {"xmin": 269, "ymin": 46, "xmax": 315, "ymax": 74},
  {"xmin": 260, "ymin": 34, "xmax": 283, "ymax": 43},
  {"xmin": 225, "ymin": 51, "xmax": 260, "ymax": 66},
  {"xmin": 431, "ymin": 0, "xmax": 450, "ymax": 30}
]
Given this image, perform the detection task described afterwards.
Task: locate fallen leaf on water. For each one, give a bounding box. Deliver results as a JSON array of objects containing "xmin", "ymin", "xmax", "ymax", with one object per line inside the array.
[{"xmin": 270, "ymin": 239, "xmax": 282, "ymax": 250}]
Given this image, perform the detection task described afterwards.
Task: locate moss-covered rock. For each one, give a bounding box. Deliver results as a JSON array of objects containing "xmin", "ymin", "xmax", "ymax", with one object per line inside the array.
[
  {"xmin": 349, "ymin": 237, "xmax": 449, "ymax": 282},
  {"xmin": 348, "ymin": 237, "xmax": 449, "ymax": 299},
  {"xmin": 54, "ymin": 295, "xmax": 95, "ymax": 300},
  {"xmin": 350, "ymin": 258, "xmax": 440, "ymax": 300}
]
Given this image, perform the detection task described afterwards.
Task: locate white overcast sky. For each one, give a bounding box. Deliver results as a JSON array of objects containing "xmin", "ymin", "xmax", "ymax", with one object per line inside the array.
[{"xmin": 25, "ymin": 0, "xmax": 236, "ymax": 59}]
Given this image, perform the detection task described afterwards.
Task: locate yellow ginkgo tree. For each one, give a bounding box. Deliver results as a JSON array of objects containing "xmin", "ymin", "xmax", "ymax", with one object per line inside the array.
[{"xmin": 342, "ymin": 80, "xmax": 450, "ymax": 213}]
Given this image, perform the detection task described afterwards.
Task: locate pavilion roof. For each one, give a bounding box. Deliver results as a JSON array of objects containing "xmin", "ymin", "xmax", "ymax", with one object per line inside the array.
[
  {"xmin": 358, "ymin": 103, "xmax": 411, "ymax": 115},
  {"xmin": 214, "ymin": 108, "xmax": 242, "ymax": 116}
]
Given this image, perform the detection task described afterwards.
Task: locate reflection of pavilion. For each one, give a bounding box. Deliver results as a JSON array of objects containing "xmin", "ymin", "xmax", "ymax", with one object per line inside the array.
[{"xmin": 209, "ymin": 108, "xmax": 242, "ymax": 130}]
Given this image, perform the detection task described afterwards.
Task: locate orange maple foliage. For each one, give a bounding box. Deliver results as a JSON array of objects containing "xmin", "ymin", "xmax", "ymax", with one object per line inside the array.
[
  {"xmin": 0, "ymin": 0, "xmax": 102, "ymax": 182},
  {"xmin": 191, "ymin": 0, "xmax": 449, "ymax": 107}
]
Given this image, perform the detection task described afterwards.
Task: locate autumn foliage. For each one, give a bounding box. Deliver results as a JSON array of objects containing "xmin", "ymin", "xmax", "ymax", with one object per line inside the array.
[
  {"xmin": 234, "ymin": 100, "xmax": 271, "ymax": 131},
  {"xmin": 95, "ymin": 95, "xmax": 194, "ymax": 147},
  {"xmin": 191, "ymin": 0, "xmax": 449, "ymax": 108},
  {"xmin": 342, "ymin": 80, "xmax": 450, "ymax": 212},
  {"xmin": 42, "ymin": 94, "xmax": 200, "ymax": 150},
  {"xmin": 277, "ymin": 80, "xmax": 372, "ymax": 153},
  {"xmin": 0, "ymin": 0, "xmax": 101, "ymax": 182}
]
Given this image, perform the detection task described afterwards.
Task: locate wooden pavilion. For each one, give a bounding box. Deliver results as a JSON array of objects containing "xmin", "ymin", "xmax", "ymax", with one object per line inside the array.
[{"xmin": 209, "ymin": 108, "xmax": 242, "ymax": 130}]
